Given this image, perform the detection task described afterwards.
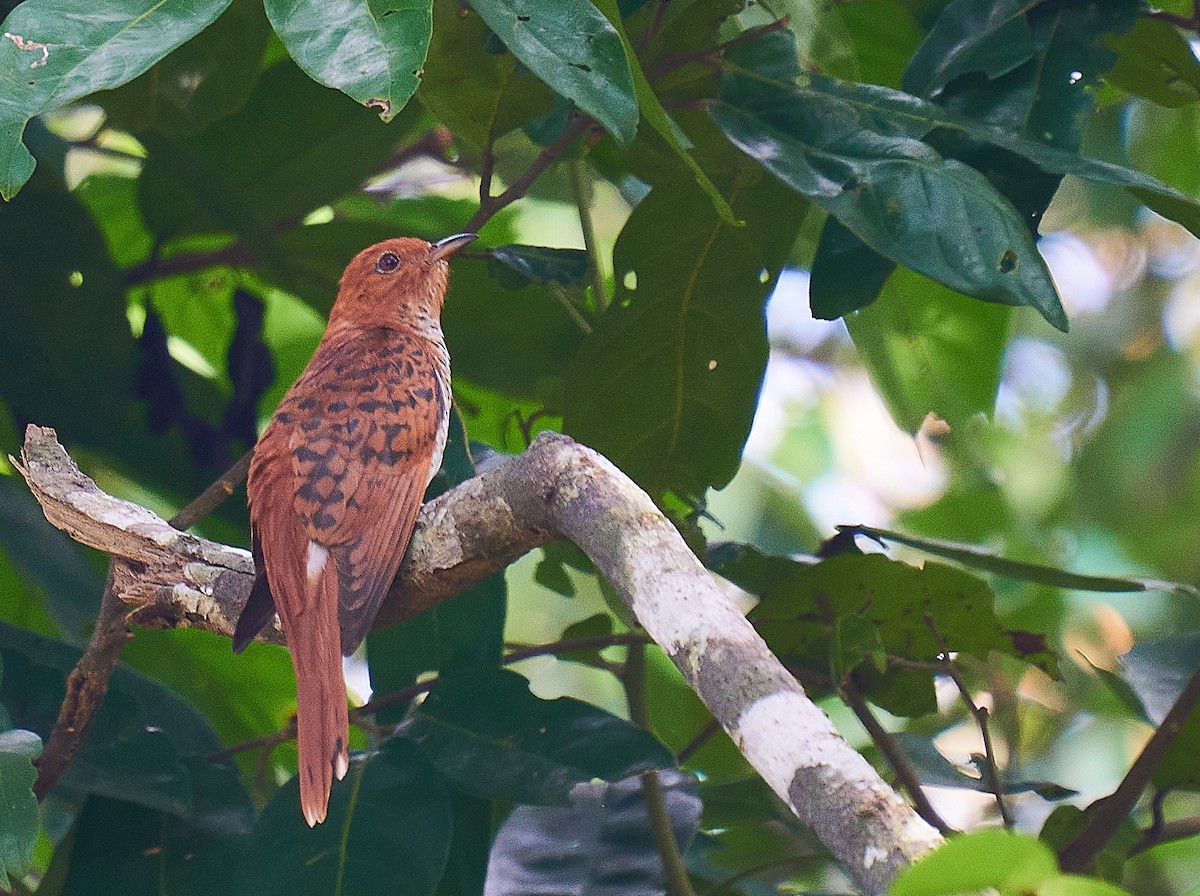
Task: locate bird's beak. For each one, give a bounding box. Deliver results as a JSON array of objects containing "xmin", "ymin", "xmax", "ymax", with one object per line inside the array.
[{"xmin": 429, "ymin": 232, "xmax": 477, "ymax": 262}]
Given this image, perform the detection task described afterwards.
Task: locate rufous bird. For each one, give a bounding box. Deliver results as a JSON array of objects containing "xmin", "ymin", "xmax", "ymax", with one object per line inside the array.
[{"xmin": 232, "ymin": 233, "xmax": 475, "ymax": 826}]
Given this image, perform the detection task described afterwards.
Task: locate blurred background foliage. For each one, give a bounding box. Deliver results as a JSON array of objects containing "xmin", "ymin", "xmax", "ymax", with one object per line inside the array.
[{"xmin": 4, "ymin": 0, "xmax": 1200, "ymax": 893}]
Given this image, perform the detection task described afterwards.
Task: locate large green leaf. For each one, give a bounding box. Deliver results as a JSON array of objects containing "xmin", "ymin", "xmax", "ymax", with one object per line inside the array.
[
  {"xmin": 564, "ymin": 148, "xmax": 805, "ymax": 499},
  {"xmin": 235, "ymin": 738, "xmax": 452, "ymax": 896},
  {"xmin": 713, "ymin": 546, "xmax": 1058, "ymax": 676},
  {"xmin": 1104, "ymin": 17, "xmax": 1200, "ymax": 108},
  {"xmin": 417, "ymin": 0, "xmax": 554, "ymax": 149},
  {"xmin": 0, "ymin": 623, "xmax": 221, "ymax": 814},
  {"xmin": 265, "ymin": 0, "xmax": 431, "ymax": 121},
  {"xmin": 58, "ymin": 761, "xmax": 254, "ymax": 896},
  {"xmin": 485, "ymin": 771, "xmax": 702, "ymax": 895},
  {"xmin": 400, "ymin": 669, "xmax": 674, "ymax": 805},
  {"xmin": 710, "ymin": 99, "xmax": 1067, "ymax": 330},
  {"xmin": 902, "ymin": 0, "xmax": 1039, "ymax": 99},
  {"xmin": 465, "ymin": 0, "xmax": 638, "ymax": 145},
  {"xmin": 592, "ymin": 0, "xmax": 736, "ymax": 223},
  {"xmin": 890, "ymin": 829, "xmax": 1059, "ymax": 896},
  {"xmin": 137, "ymin": 60, "xmax": 417, "ymax": 243},
  {"xmin": 0, "ymin": 728, "xmax": 40, "ymax": 890},
  {"xmin": 99, "ymin": 0, "xmax": 270, "ymax": 136},
  {"xmin": 0, "ymin": 479, "xmax": 103, "ymax": 645},
  {"xmin": 844, "ymin": 267, "xmax": 1011, "ymax": 432},
  {"xmin": 0, "ymin": 0, "xmax": 233, "ymax": 198}
]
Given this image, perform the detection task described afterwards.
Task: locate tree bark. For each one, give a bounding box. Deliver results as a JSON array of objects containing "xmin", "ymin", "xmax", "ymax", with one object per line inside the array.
[{"xmin": 15, "ymin": 424, "xmax": 941, "ymax": 893}]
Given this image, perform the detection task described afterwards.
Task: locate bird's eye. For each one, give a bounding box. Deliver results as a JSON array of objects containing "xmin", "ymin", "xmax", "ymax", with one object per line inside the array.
[{"xmin": 375, "ymin": 252, "xmax": 400, "ymax": 273}]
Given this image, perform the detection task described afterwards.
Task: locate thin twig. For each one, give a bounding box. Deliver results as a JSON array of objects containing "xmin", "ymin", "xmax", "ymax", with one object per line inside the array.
[
  {"xmin": 635, "ymin": 0, "xmax": 670, "ymax": 54},
  {"xmin": 1060, "ymin": 664, "xmax": 1200, "ymax": 872},
  {"xmin": 169, "ymin": 449, "xmax": 253, "ymax": 530},
  {"xmin": 479, "ymin": 124, "xmax": 498, "ymax": 205},
  {"xmin": 925, "ymin": 617, "xmax": 1012, "ymax": 827},
  {"xmin": 842, "ymin": 679, "xmax": 953, "ymax": 835},
  {"xmin": 547, "ymin": 282, "xmax": 593, "ymax": 334},
  {"xmin": 623, "ymin": 641, "xmax": 697, "ymax": 896},
  {"xmin": 648, "ymin": 17, "xmax": 791, "ymax": 80},
  {"xmin": 465, "ymin": 114, "xmax": 594, "ymax": 233},
  {"xmin": 677, "ymin": 717, "xmax": 720, "ymax": 765},
  {"xmin": 1146, "ymin": 6, "xmax": 1200, "ymax": 32}
]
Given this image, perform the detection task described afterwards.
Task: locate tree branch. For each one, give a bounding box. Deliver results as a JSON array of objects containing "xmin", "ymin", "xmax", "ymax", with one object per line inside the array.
[
  {"xmin": 14, "ymin": 424, "xmax": 941, "ymax": 894},
  {"xmin": 1059, "ymin": 664, "xmax": 1200, "ymax": 872}
]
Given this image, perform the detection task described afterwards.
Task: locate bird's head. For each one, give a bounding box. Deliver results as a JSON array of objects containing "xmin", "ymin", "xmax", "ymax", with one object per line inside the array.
[{"xmin": 330, "ymin": 233, "xmax": 475, "ymax": 333}]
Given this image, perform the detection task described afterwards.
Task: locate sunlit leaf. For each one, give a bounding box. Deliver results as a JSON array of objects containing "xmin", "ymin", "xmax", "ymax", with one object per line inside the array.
[
  {"xmin": 466, "ymin": 0, "xmax": 638, "ymax": 145},
  {"xmin": 0, "ymin": 0, "xmax": 233, "ymax": 197},
  {"xmin": 265, "ymin": 0, "xmax": 431, "ymax": 121}
]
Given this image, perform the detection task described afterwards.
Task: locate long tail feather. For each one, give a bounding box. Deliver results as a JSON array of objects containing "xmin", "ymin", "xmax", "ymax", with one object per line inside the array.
[{"xmin": 289, "ymin": 556, "xmax": 350, "ymax": 826}]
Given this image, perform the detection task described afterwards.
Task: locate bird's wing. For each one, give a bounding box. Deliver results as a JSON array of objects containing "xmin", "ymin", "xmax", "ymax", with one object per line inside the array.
[{"xmin": 285, "ymin": 331, "xmax": 448, "ymax": 654}]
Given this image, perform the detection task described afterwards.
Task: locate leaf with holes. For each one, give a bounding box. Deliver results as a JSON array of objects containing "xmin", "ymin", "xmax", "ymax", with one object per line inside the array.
[
  {"xmin": 0, "ymin": 0, "xmax": 233, "ymax": 198},
  {"xmin": 710, "ymin": 99, "xmax": 1067, "ymax": 331},
  {"xmin": 265, "ymin": 0, "xmax": 432, "ymax": 121},
  {"xmin": 564, "ymin": 157, "xmax": 806, "ymax": 499},
  {"xmin": 466, "ymin": 0, "xmax": 638, "ymax": 145}
]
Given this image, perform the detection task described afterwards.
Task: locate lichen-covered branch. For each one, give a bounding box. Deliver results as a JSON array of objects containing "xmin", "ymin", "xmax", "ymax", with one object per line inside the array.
[{"xmin": 15, "ymin": 424, "xmax": 941, "ymax": 893}]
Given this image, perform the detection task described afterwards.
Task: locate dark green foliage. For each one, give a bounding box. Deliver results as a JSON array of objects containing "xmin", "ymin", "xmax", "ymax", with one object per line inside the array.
[{"xmin": 3, "ymin": 0, "xmax": 1200, "ymax": 892}]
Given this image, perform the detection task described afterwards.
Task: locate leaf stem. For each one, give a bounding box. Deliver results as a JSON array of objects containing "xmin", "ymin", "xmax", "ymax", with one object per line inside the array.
[
  {"xmin": 568, "ymin": 157, "xmax": 610, "ymax": 313},
  {"xmin": 926, "ymin": 617, "xmax": 1012, "ymax": 827}
]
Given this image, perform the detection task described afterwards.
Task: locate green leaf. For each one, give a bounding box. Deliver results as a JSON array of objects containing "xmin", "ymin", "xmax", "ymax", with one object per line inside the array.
[
  {"xmin": 1105, "ymin": 17, "xmax": 1200, "ymax": 108},
  {"xmin": 486, "ymin": 244, "xmax": 589, "ymax": 288},
  {"xmin": 465, "ymin": 0, "xmax": 638, "ymax": 145},
  {"xmin": 264, "ymin": 0, "xmax": 431, "ymax": 121},
  {"xmin": 841, "ymin": 524, "xmax": 1200, "ymax": 597},
  {"xmin": 710, "ymin": 98, "xmax": 1067, "ymax": 330},
  {"xmin": 0, "ymin": 729, "xmax": 40, "ymax": 890},
  {"xmin": 564, "ymin": 153, "xmax": 806, "ymax": 498},
  {"xmin": 0, "ymin": 478, "xmax": 103, "ymax": 645},
  {"xmin": 0, "ymin": 622, "xmax": 221, "ymax": 814},
  {"xmin": 444, "ymin": 255, "xmax": 587, "ymax": 397},
  {"xmin": 890, "ymin": 829, "xmax": 1058, "ymax": 896},
  {"xmin": 235, "ymin": 738, "xmax": 452, "ymax": 896},
  {"xmin": 400, "ymin": 668, "xmax": 674, "ymax": 805},
  {"xmin": 892, "ymin": 732, "xmax": 1075, "ymax": 799},
  {"xmin": 417, "ymin": 0, "xmax": 554, "ymax": 149},
  {"xmin": 715, "ymin": 547, "xmax": 1058, "ymax": 674},
  {"xmin": 0, "ymin": 0, "xmax": 233, "ymax": 198},
  {"xmin": 844, "ymin": 267, "xmax": 1011, "ymax": 432},
  {"xmin": 99, "ymin": 0, "xmax": 270, "ymax": 136},
  {"xmin": 137, "ymin": 61, "xmax": 417, "ymax": 242},
  {"xmin": 485, "ymin": 770, "xmax": 701, "ymax": 896},
  {"xmin": 809, "ymin": 215, "xmax": 897, "ymax": 319},
  {"xmin": 592, "ymin": 0, "xmax": 736, "ymax": 223},
  {"xmin": 58, "ymin": 761, "xmax": 253, "ymax": 896},
  {"xmin": 903, "ymin": 0, "xmax": 1038, "ymax": 98}
]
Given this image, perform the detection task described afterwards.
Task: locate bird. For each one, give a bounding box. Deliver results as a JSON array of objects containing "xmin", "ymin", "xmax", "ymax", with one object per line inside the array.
[{"xmin": 231, "ymin": 233, "xmax": 475, "ymax": 826}]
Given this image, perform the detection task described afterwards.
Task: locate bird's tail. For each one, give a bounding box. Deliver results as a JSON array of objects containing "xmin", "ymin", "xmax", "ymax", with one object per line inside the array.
[{"xmin": 289, "ymin": 558, "xmax": 350, "ymax": 827}]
